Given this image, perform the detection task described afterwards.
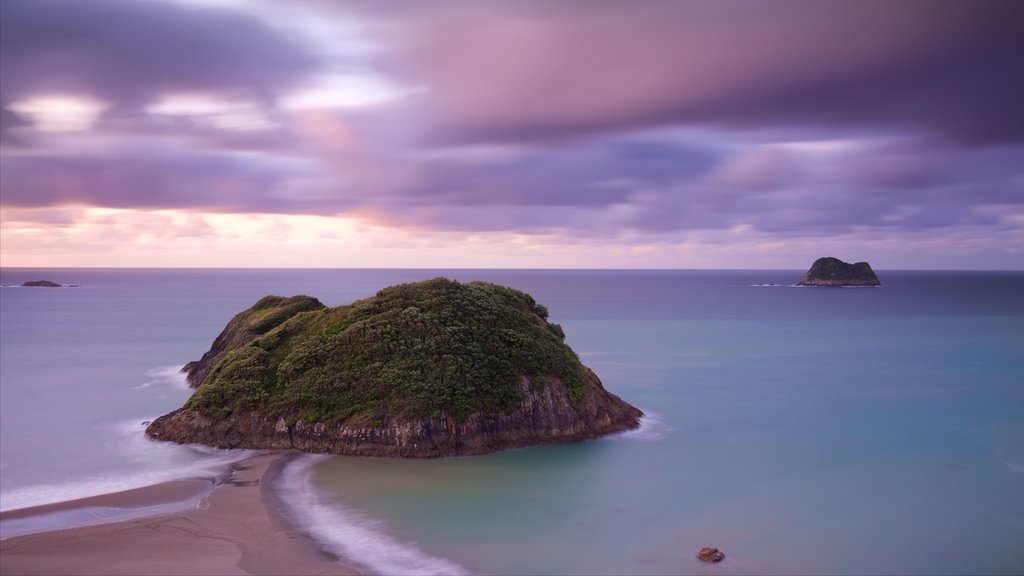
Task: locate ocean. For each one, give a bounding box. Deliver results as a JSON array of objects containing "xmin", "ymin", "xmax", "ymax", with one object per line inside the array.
[{"xmin": 1, "ymin": 268, "xmax": 1022, "ymax": 575}]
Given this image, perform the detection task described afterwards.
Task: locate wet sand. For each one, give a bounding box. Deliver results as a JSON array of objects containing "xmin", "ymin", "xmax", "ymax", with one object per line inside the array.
[{"xmin": 0, "ymin": 452, "xmax": 358, "ymax": 576}]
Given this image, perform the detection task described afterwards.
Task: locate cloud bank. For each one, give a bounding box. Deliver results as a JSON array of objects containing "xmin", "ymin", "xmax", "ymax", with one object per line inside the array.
[{"xmin": 1, "ymin": 0, "xmax": 1022, "ymax": 268}]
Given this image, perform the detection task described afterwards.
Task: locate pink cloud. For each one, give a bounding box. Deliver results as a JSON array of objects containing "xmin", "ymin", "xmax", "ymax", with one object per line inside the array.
[{"xmin": 355, "ymin": 1, "xmax": 1023, "ymax": 145}]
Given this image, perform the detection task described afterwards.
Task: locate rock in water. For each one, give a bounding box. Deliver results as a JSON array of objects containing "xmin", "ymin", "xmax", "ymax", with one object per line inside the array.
[
  {"xmin": 147, "ymin": 278, "xmax": 642, "ymax": 457},
  {"xmin": 697, "ymin": 547, "xmax": 726, "ymax": 562},
  {"xmin": 21, "ymin": 280, "xmax": 62, "ymax": 287},
  {"xmin": 797, "ymin": 257, "xmax": 881, "ymax": 286}
]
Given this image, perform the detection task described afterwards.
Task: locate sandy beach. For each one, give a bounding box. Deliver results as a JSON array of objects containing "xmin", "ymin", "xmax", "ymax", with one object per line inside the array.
[{"xmin": 0, "ymin": 452, "xmax": 358, "ymax": 576}]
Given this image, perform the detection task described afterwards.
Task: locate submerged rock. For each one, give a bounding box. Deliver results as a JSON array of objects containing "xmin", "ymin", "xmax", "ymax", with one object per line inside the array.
[
  {"xmin": 797, "ymin": 257, "xmax": 881, "ymax": 287},
  {"xmin": 148, "ymin": 278, "xmax": 642, "ymax": 457},
  {"xmin": 21, "ymin": 280, "xmax": 62, "ymax": 287},
  {"xmin": 697, "ymin": 547, "xmax": 726, "ymax": 562}
]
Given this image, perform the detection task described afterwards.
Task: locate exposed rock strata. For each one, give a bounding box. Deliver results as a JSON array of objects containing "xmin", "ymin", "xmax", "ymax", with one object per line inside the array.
[
  {"xmin": 797, "ymin": 257, "xmax": 881, "ymax": 286},
  {"xmin": 148, "ymin": 368, "xmax": 641, "ymax": 457}
]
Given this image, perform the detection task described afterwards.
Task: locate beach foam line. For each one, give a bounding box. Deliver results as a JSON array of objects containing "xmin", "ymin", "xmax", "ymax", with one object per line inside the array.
[
  {"xmin": 0, "ymin": 418, "xmax": 251, "ymax": 512},
  {"xmin": 1, "ymin": 453, "xmax": 357, "ymax": 576},
  {"xmin": 3, "ymin": 364, "xmax": 228, "ymax": 511},
  {"xmin": 277, "ymin": 454, "xmax": 470, "ymax": 576},
  {"xmin": 0, "ymin": 478, "xmax": 215, "ymax": 539}
]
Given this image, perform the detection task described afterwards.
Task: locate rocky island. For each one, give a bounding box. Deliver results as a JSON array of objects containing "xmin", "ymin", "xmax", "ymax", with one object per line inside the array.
[
  {"xmin": 147, "ymin": 278, "xmax": 642, "ymax": 457},
  {"xmin": 797, "ymin": 257, "xmax": 881, "ymax": 287},
  {"xmin": 21, "ymin": 280, "xmax": 63, "ymax": 287}
]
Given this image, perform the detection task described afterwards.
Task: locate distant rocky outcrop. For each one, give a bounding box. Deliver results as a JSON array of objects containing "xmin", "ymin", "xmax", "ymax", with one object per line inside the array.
[
  {"xmin": 697, "ymin": 547, "xmax": 725, "ymax": 562},
  {"xmin": 797, "ymin": 257, "xmax": 881, "ymax": 286},
  {"xmin": 148, "ymin": 278, "xmax": 642, "ymax": 457},
  {"xmin": 21, "ymin": 280, "xmax": 62, "ymax": 287}
]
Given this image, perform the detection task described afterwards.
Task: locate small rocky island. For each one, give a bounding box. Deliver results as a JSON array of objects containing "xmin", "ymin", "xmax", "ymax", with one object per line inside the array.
[
  {"xmin": 697, "ymin": 547, "xmax": 726, "ymax": 563},
  {"xmin": 147, "ymin": 278, "xmax": 642, "ymax": 457},
  {"xmin": 797, "ymin": 257, "xmax": 881, "ymax": 287},
  {"xmin": 21, "ymin": 280, "xmax": 63, "ymax": 287}
]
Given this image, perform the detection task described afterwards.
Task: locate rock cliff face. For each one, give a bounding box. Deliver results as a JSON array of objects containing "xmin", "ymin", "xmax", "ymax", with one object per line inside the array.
[
  {"xmin": 148, "ymin": 279, "xmax": 642, "ymax": 457},
  {"xmin": 148, "ymin": 367, "xmax": 641, "ymax": 457},
  {"xmin": 798, "ymin": 257, "xmax": 881, "ymax": 286}
]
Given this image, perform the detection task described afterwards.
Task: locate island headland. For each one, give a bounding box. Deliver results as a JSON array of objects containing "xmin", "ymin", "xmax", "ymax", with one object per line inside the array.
[
  {"xmin": 797, "ymin": 257, "xmax": 881, "ymax": 287},
  {"xmin": 147, "ymin": 278, "xmax": 642, "ymax": 457}
]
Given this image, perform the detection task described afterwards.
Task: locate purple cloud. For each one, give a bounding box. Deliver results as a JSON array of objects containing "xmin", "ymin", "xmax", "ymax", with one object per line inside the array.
[
  {"xmin": 0, "ymin": 0, "xmax": 1020, "ymax": 267},
  {"xmin": 0, "ymin": 0, "xmax": 318, "ymax": 131},
  {"xmin": 351, "ymin": 0, "xmax": 1024, "ymax": 147},
  {"xmin": 0, "ymin": 149, "xmax": 326, "ymax": 213}
]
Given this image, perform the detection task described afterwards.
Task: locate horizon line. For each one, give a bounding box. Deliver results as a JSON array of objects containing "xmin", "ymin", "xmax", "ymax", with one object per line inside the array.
[{"xmin": 2, "ymin": 265, "xmax": 1022, "ymax": 273}]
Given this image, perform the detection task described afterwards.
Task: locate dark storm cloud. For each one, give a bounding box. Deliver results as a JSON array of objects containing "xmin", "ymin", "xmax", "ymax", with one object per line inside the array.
[
  {"xmin": 351, "ymin": 0, "xmax": 1024, "ymax": 147},
  {"xmin": 0, "ymin": 0, "xmax": 318, "ymax": 127}
]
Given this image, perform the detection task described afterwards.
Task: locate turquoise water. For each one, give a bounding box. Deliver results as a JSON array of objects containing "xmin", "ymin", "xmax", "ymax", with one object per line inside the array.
[{"xmin": 1, "ymin": 269, "xmax": 1022, "ymax": 574}]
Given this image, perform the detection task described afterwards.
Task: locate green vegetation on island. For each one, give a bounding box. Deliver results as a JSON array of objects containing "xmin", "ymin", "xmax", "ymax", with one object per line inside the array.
[
  {"xmin": 148, "ymin": 278, "xmax": 641, "ymax": 456},
  {"xmin": 184, "ymin": 278, "xmax": 586, "ymax": 425},
  {"xmin": 182, "ymin": 294, "xmax": 326, "ymax": 387}
]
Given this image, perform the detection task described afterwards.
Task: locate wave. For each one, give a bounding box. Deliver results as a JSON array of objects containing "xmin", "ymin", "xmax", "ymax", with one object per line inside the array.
[
  {"xmin": 0, "ymin": 419, "xmax": 249, "ymax": 512},
  {"xmin": 611, "ymin": 411, "xmax": 672, "ymax": 441},
  {"xmin": 132, "ymin": 365, "xmax": 189, "ymax": 390},
  {"xmin": 276, "ymin": 455, "xmax": 470, "ymax": 576}
]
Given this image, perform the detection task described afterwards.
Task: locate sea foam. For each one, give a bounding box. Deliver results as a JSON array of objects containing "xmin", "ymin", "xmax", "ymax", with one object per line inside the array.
[
  {"xmin": 611, "ymin": 411, "xmax": 672, "ymax": 441},
  {"xmin": 276, "ymin": 454, "xmax": 470, "ymax": 576},
  {"xmin": 0, "ymin": 418, "xmax": 248, "ymax": 512},
  {"xmin": 132, "ymin": 365, "xmax": 191, "ymax": 390}
]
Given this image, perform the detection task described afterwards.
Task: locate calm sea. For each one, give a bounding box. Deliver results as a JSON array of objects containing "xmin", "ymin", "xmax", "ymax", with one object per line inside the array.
[{"xmin": 1, "ymin": 268, "xmax": 1022, "ymax": 574}]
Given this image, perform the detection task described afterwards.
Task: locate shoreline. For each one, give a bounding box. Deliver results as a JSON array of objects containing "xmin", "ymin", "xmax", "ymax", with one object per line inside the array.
[
  {"xmin": 0, "ymin": 452, "xmax": 359, "ymax": 575},
  {"xmin": 0, "ymin": 478, "xmax": 218, "ymax": 534}
]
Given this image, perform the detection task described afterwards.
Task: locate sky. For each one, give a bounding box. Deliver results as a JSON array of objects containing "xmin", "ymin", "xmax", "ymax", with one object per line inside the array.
[{"xmin": 1, "ymin": 0, "xmax": 1022, "ymax": 269}]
